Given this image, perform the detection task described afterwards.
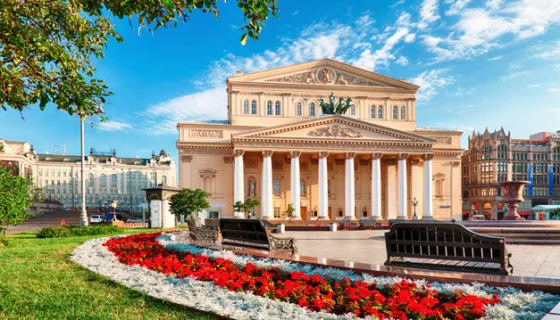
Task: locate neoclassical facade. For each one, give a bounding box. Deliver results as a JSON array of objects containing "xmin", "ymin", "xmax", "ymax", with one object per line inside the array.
[{"xmin": 177, "ymin": 59, "xmax": 463, "ymax": 220}]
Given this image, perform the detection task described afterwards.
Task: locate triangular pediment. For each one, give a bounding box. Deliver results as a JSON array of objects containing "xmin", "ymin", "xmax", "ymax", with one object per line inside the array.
[
  {"xmin": 233, "ymin": 116, "xmax": 436, "ymax": 143},
  {"xmin": 228, "ymin": 59, "xmax": 419, "ymax": 91}
]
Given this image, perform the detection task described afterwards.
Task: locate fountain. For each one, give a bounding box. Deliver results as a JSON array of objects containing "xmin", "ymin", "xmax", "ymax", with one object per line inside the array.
[{"xmin": 500, "ymin": 181, "xmax": 530, "ymax": 220}]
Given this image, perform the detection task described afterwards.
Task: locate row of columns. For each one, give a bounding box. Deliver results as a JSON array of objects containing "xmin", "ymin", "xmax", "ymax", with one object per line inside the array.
[{"xmin": 233, "ymin": 150, "xmax": 434, "ymax": 220}]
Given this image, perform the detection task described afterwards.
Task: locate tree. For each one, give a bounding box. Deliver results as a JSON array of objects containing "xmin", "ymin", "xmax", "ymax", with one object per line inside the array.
[
  {"xmin": 0, "ymin": 167, "xmax": 33, "ymax": 239},
  {"xmin": 1, "ymin": 0, "xmax": 278, "ymax": 118},
  {"xmin": 285, "ymin": 203, "xmax": 295, "ymax": 218},
  {"xmin": 319, "ymin": 93, "xmax": 353, "ymax": 115},
  {"xmin": 169, "ymin": 188, "xmax": 211, "ymax": 219},
  {"xmin": 233, "ymin": 198, "xmax": 260, "ymax": 218}
]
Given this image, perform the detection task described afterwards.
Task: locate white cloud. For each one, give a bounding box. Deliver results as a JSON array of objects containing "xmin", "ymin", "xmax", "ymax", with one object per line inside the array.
[
  {"xmin": 142, "ymin": 87, "xmax": 227, "ymax": 135},
  {"xmin": 356, "ymin": 11, "xmax": 375, "ymax": 28},
  {"xmin": 292, "ymin": 10, "xmax": 300, "ymax": 16},
  {"xmin": 96, "ymin": 121, "xmax": 132, "ymax": 132},
  {"xmin": 487, "ymin": 55, "xmax": 503, "ymax": 61},
  {"xmin": 445, "ymin": 0, "xmax": 472, "ymax": 15},
  {"xmin": 418, "ymin": 0, "xmax": 441, "ymax": 30},
  {"xmin": 528, "ymin": 84, "xmax": 541, "ymax": 88},
  {"xmin": 533, "ymin": 41, "xmax": 560, "ymax": 60},
  {"xmin": 396, "ymin": 56, "xmax": 409, "ymax": 66},
  {"xmin": 423, "ymin": 0, "xmax": 560, "ymax": 61},
  {"xmin": 409, "ymin": 69, "xmax": 455, "ymax": 102},
  {"xmin": 549, "ymin": 87, "xmax": 560, "ymax": 93},
  {"xmin": 500, "ymin": 63, "xmax": 531, "ymax": 81}
]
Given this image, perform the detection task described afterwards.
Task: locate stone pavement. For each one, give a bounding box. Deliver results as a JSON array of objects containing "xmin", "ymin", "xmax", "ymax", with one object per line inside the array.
[
  {"xmin": 284, "ymin": 230, "xmax": 560, "ymax": 279},
  {"xmin": 7, "ymin": 209, "xmax": 99, "ymax": 234}
]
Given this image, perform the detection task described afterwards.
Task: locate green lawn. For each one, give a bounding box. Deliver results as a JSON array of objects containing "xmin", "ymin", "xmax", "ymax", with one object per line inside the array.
[{"xmin": 0, "ymin": 230, "xmax": 217, "ymax": 320}]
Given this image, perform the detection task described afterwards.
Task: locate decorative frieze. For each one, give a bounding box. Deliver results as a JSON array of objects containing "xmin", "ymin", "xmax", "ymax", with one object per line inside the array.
[
  {"xmin": 307, "ymin": 125, "xmax": 363, "ymax": 138},
  {"xmin": 189, "ymin": 129, "xmax": 224, "ymax": 139},
  {"xmin": 264, "ymin": 67, "xmax": 390, "ymax": 87}
]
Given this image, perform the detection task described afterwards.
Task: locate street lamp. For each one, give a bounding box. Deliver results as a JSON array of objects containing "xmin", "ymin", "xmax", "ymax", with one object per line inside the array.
[
  {"xmin": 79, "ymin": 117, "xmax": 88, "ymax": 226},
  {"xmin": 412, "ymin": 197, "xmax": 419, "ymax": 220}
]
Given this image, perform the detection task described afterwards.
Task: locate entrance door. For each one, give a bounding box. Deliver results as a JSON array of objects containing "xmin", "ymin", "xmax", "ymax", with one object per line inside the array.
[{"xmin": 301, "ymin": 207, "xmax": 308, "ymax": 220}]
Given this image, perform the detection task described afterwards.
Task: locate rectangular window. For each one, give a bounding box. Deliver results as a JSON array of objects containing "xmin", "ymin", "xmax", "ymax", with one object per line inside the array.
[
  {"xmin": 273, "ymin": 179, "xmax": 281, "ymax": 195},
  {"xmin": 370, "ymin": 107, "xmax": 375, "ymax": 119},
  {"xmin": 273, "ymin": 207, "xmax": 280, "ymax": 218},
  {"xmin": 300, "ymin": 179, "xmax": 305, "ymax": 196},
  {"xmin": 378, "ymin": 106, "xmax": 383, "ymax": 119}
]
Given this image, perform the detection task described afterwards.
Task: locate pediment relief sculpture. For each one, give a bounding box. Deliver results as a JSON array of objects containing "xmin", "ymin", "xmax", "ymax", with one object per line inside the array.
[
  {"xmin": 264, "ymin": 67, "xmax": 389, "ymax": 87},
  {"xmin": 307, "ymin": 125, "xmax": 363, "ymax": 138}
]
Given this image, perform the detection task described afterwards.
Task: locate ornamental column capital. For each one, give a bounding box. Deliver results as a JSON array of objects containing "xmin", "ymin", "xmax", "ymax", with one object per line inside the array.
[
  {"xmin": 318, "ymin": 151, "xmax": 329, "ymax": 159},
  {"xmin": 423, "ymin": 153, "xmax": 435, "ymax": 161},
  {"xmin": 233, "ymin": 149, "xmax": 245, "ymax": 157},
  {"xmin": 181, "ymin": 155, "xmax": 193, "ymax": 162},
  {"xmin": 372, "ymin": 153, "xmax": 383, "ymax": 160},
  {"xmin": 262, "ymin": 150, "xmax": 274, "ymax": 157},
  {"xmin": 290, "ymin": 151, "xmax": 302, "ymax": 158},
  {"xmin": 399, "ymin": 153, "xmax": 409, "ymax": 160},
  {"xmin": 346, "ymin": 152, "xmax": 357, "ymax": 159}
]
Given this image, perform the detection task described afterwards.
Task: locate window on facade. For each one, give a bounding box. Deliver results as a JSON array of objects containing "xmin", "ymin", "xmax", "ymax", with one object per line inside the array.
[
  {"xmin": 243, "ymin": 100, "xmax": 249, "ymax": 114},
  {"xmin": 251, "ymin": 100, "xmax": 257, "ymax": 114},
  {"xmin": 275, "ymin": 101, "xmax": 281, "ymax": 115},
  {"xmin": 482, "ymin": 145, "xmax": 493, "ymax": 160},
  {"xmin": 100, "ymin": 174, "xmax": 106, "ymax": 188},
  {"xmin": 274, "ymin": 207, "xmax": 281, "ymax": 218},
  {"xmin": 378, "ymin": 106, "xmax": 383, "ymax": 119},
  {"xmin": 296, "ymin": 102, "xmax": 302, "ymax": 116},
  {"xmin": 392, "ymin": 106, "xmax": 398, "ymax": 119},
  {"xmin": 350, "ymin": 105, "xmax": 356, "ymax": 115},
  {"xmin": 266, "ymin": 101, "xmax": 273, "ymax": 115},
  {"xmin": 498, "ymin": 144, "xmax": 508, "ymax": 159},
  {"xmin": 273, "ymin": 179, "xmax": 281, "ymax": 195},
  {"xmin": 400, "ymin": 105, "xmax": 406, "ymax": 119},
  {"xmin": 435, "ymin": 179, "xmax": 443, "ymax": 197},
  {"xmin": 162, "ymin": 175, "xmax": 167, "ymax": 185},
  {"xmin": 88, "ymin": 174, "xmax": 94, "ymax": 187},
  {"xmin": 110, "ymin": 174, "xmax": 117, "ymax": 188},
  {"xmin": 300, "ymin": 179, "xmax": 305, "ymax": 196},
  {"xmin": 370, "ymin": 106, "xmax": 376, "ymax": 118},
  {"xmin": 310, "ymin": 103, "xmax": 316, "ymax": 117}
]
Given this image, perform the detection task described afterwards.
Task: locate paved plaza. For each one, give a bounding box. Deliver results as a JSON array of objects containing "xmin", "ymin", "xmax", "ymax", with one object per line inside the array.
[{"xmin": 284, "ymin": 230, "xmax": 560, "ymax": 279}]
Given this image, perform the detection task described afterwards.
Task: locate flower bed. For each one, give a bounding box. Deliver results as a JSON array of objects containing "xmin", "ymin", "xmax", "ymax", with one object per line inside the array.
[{"xmin": 104, "ymin": 232, "xmax": 500, "ymax": 319}]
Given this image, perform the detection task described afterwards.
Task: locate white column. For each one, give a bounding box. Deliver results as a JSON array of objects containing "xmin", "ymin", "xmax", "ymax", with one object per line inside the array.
[
  {"xmin": 290, "ymin": 151, "xmax": 301, "ymax": 219},
  {"xmin": 423, "ymin": 154, "xmax": 434, "ymax": 220},
  {"xmin": 233, "ymin": 150, "xmax": 245, "ymax": 218},
  {"xmin": 410, "ymin": 159, "xmax": 423, "ymax": 219},
  {"xmin": 397, "ymin": 154, "xmax": 408, "ymax": 219},
  {"xmin": 344, "ymin": 153, "xmax": 356, "ymax": 220},
  {"xmin": 386, "ymin": 161, "xmax": 397, "ymax": 220},
  {"xmin": 261, "ymin": 150, "xmax": 273, "ymax": 219},
  {"xmin": 450, "ymin": 161, "xmax": 460, "ymax": 219},
  {"xmin": 371, "ymin": 153, "xmax": 382, "ymax": 220},
  {"xmin": 318, "ymin": 152, "xmax": 329, "ymax": 219}
]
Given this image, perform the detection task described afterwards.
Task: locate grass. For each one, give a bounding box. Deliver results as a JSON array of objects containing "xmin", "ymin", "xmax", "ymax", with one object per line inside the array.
[{"xmin": 0, "ymin": 229, "xmax": 217, "ymax": 320}]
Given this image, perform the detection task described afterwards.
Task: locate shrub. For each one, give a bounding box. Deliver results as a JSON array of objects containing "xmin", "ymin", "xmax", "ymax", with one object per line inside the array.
[{"xmin": 37, "ymin": 225, "xmax": 120, "ymax": 238}]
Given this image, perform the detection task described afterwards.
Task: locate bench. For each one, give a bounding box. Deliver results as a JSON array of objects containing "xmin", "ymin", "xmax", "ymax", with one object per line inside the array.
[
  {"xmin": 219, "ymin": 218, "xmax": 298, "ymax": 254},
  {"xmin": 384, "ymin": 222, "xmax": 513, "ymax": 275},
  {"xmin": 186, "ymin": 218, "xmax": 219, "ymax": 243}
]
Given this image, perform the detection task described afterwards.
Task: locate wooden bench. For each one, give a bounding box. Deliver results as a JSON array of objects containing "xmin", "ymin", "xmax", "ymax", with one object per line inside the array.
[
  {"xmin": 385, "ymin": 222, "xmax": 513, "ymax": 275},
  {"xmin": 219, "ymin": 218, "xmax": 298, "ymax": 254},
  {"xmin": 187, "ymin": 218, "xmax": 219, "ymax": 243}
]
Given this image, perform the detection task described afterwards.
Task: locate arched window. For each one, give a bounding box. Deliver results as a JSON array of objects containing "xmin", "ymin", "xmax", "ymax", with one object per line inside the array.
[
  {"xmin": 100, "ymin": 174, "xmax": 106, "ymax": 188},
  {"xmin": 243, "ymin": 100, "xmax": 249, "ymax": 114},
  {"xmin": 400, "ymin": 105, "xmax": 406, "ymax": 119},
  {"xmin": 300, "ymin": 179, "xmax": 306, "ymax": 196},
  {"xmin": 350, "ymin": 105, "xmax": 356, "ymax": 115},
  {"xmin": 310, "ymin": 103, "xmax": 316, "ymax": 117},
  {"xmin": 378, "ymin": 106, "xmax": 383, "ymax": 119},
  {"xmin": 110, "ymin": 174, "xmax": 117, "ymax": 188},
  {"xmin": 251, "ymin": 100, "xmax": 257, "ymax": 114},
  {"xmin": 275, "ymin": 101, "xmax": 281, "ymax": 115},
  {"xmin": 481, "ymin": 189, "xmax": 487, "ymax": 196},
  {"xmin": 266, "ymin": 101, "xmax": 273, "ymax": 115},
  {"xmin": 88, "ymin": 173, "xmax": 94, "ymax": 187},
  {"xmin": 162, "ymin": 175, "xmax": 167, "ymax": 185},
  {"xmin": 392, "ymin": 106, "xmax": 398, "ymax": 119},
  {"xmin": 370, "ymin": 105, "xmax": 376, "ymax": 118},
  {"xmin": 296, "ymin": 102, "xmax": 302, "ymax": 116}
]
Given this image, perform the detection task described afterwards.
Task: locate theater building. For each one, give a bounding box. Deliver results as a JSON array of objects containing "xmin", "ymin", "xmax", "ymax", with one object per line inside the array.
[{"xmin": 177, "ymin": 59, "xmax": 462, "ymax": 221}]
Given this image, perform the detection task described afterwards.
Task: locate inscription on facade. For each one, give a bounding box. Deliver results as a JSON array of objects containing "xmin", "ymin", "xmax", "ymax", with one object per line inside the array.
[
  {"xmin": 190, "ymin": 130, "xmax": 223, "ymax": 139},
  {"xmin": 430, "ymin": 136, "xmax": 452, "ymax": 145}
]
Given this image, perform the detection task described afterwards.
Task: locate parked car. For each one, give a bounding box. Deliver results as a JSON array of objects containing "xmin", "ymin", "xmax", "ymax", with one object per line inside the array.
[
  {"xmin": 127, "ymin": 218, "xmax": 143, "ymax": 223},
  {"xmin": 89, "ymin": 215, "xmax": 103, "ymax": 224},
  {"xmin": 469, "ymin": 214, "xmax": 485, "ymax": 221}
]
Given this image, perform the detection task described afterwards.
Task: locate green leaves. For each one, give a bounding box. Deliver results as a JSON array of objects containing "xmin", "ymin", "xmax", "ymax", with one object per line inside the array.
[
  {"xmin": 169, "ymin": 188, "xmax": 211, "ymax": 218},
  {"xmin": 1, "ymin": 0, "xmax": 278, "ymax": 118},
  {"xmin": 233, "ymin": 198, "xmax": 260, "ymax": 215},
  {"xmin": 0, "ymin": 167, "xmax": 33, "ymax": 238}
]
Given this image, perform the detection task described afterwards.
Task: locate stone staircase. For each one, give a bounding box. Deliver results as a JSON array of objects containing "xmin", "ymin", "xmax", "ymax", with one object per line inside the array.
[{"xmin": 462, "ymin": 221, "xmax": 560, "ymax": 245}]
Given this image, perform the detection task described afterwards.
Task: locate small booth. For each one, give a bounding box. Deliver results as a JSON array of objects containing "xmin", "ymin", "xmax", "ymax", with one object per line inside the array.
[
  {"xmin": 143, "ymin": 185, "xmax": 180, "ymax": 228},
  {"xmin": 531, "ymin": 205, "xmax": 560, "ymax": 220}
]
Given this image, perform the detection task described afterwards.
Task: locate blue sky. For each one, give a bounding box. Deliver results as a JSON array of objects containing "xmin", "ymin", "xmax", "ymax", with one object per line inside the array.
[{"xmin": 1, "ymin": 0, "xmax": 560, "ymax": 162}]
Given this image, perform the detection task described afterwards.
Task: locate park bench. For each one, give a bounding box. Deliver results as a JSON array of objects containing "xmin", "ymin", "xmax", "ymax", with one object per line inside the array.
[
  {"xmin": 384, "ymin": 221, "xmax": 513, "ymax": 275},
  {"xmin": 187, "ymin": 217, "xmax": 219, "ymax": 243},
  {"xmin": 219, "ymin": 218, "xmax": 298, "ymax": 254}
]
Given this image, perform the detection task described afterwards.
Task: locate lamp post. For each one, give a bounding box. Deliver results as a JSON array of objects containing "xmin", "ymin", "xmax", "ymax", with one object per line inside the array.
[
  {"xmin": 79, "ymin": 118, "xmax": 88, "ymax": 226},
  {"xmin": 412, "ymin": 197, "xmax": 419, "ymax": 220},
  {"xmin": 111, "ymin": 200, "xmax": 118, "ymax": 221}
]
